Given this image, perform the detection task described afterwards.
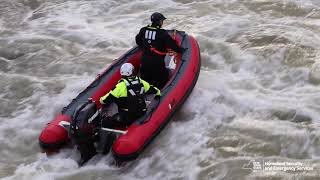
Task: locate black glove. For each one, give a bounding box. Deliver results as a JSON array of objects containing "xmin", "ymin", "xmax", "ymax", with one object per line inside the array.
[{"xmin": 154, "ymin": 95, "xmax": 161, "ymax": 100}]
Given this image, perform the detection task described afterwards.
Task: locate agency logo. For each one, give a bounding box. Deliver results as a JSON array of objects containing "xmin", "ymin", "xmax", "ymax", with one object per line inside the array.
[
  {"xmin": 242, "ymin": 160, "xmax": 263, "ymax": 171},
  {"xmin": 242, "ymin": 159, "xmax": 314, "ymax": 172}
]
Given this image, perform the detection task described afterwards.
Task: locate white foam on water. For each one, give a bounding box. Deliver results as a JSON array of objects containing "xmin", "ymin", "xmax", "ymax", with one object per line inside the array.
[{"xmin": 2, "ymin": 0, "xmax": 320, "ymax": 179}]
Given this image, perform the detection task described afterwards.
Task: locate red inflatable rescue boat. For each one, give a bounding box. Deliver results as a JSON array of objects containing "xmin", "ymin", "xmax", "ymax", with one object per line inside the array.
[{"xmin": 39, "ymin": 30, "xmax": 201, "ymax": 161}]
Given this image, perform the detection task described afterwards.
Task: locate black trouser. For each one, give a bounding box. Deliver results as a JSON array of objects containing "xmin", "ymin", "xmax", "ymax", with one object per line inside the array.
[
  {"xmin": 101, "ymin": 111, "xmax": 143, "ymax": 129},
  {"xmin": 97, "ymin": 111, "xmax": 143, "ymax": 154},
  {"xmin": 73, "ymin": 110, "xmax": 144, "ymax": 164},
  {"xmin": 140, "ymin": 53, "xmax": 168, "ymax": 89}
]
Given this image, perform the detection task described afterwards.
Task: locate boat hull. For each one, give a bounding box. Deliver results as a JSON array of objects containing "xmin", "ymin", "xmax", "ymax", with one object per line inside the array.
[{"xmin": 38, "ymin": 31, "xmax": 201, "ymax": 161}]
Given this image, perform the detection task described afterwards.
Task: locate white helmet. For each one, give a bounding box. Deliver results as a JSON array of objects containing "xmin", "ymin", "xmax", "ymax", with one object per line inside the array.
[{"xmin": 120, "ymin": 63, "xmax": 134, "ymax": 76}]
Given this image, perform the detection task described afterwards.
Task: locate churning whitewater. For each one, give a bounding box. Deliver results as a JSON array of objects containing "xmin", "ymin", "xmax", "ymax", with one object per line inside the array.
[{"xmin": 1, "ymin": 0, "xmax": 320, "ymax": 179}]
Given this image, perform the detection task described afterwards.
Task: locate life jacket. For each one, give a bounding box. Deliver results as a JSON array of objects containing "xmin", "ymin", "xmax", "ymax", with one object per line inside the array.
[
  {"xmin": 144, "ymin": 25, "xmax": 167, "ymax": 56},
  {"xmin": 122, "ymin": 77, "xmax": 147, "ymax": 116}
]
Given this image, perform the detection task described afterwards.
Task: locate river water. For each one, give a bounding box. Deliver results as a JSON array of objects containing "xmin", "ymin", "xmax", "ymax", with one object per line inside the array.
[{"xmin": 1, "ymin": 0, "xmax": 320, "ymax": 179}]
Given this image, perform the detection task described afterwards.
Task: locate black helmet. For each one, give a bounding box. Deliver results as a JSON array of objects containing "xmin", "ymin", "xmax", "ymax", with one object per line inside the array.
[{"xmin": 151, "ymin": 12, "xmax": 166, "ymax": 24}]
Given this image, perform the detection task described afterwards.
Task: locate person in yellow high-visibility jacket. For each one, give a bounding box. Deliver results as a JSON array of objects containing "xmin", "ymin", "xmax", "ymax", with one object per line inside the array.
[
  {"xmin": 76, "ymin": 63, "xmax": 161, "ymax": 166},
  {"xmin": 99, "ymin": 62, "xmax": 161, "ymax": 128}
]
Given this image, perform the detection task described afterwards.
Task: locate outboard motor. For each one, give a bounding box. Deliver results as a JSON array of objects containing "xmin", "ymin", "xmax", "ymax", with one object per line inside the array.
[
  {"xmin": 69, "ymin": 101, "xmax": 100, "ymax": 144},
  {"xmin": 68, "ymin": 100, "xmax": 118, "ymax": 165},
  {"xmin": 69, "ymin": 100, "xmax": 100, "ymax": 165}
]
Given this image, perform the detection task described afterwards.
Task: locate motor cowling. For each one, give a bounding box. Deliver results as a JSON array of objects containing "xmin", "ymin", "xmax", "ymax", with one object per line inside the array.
[{"xmin": 69, "ymin": 101, "xmax": 100, "ymax": 144}]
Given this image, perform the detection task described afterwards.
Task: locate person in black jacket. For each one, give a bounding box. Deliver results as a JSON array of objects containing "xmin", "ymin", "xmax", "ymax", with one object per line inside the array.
[{"xmin": 135, "ymin": 12, "xmax": 184, "ymax": 89}]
